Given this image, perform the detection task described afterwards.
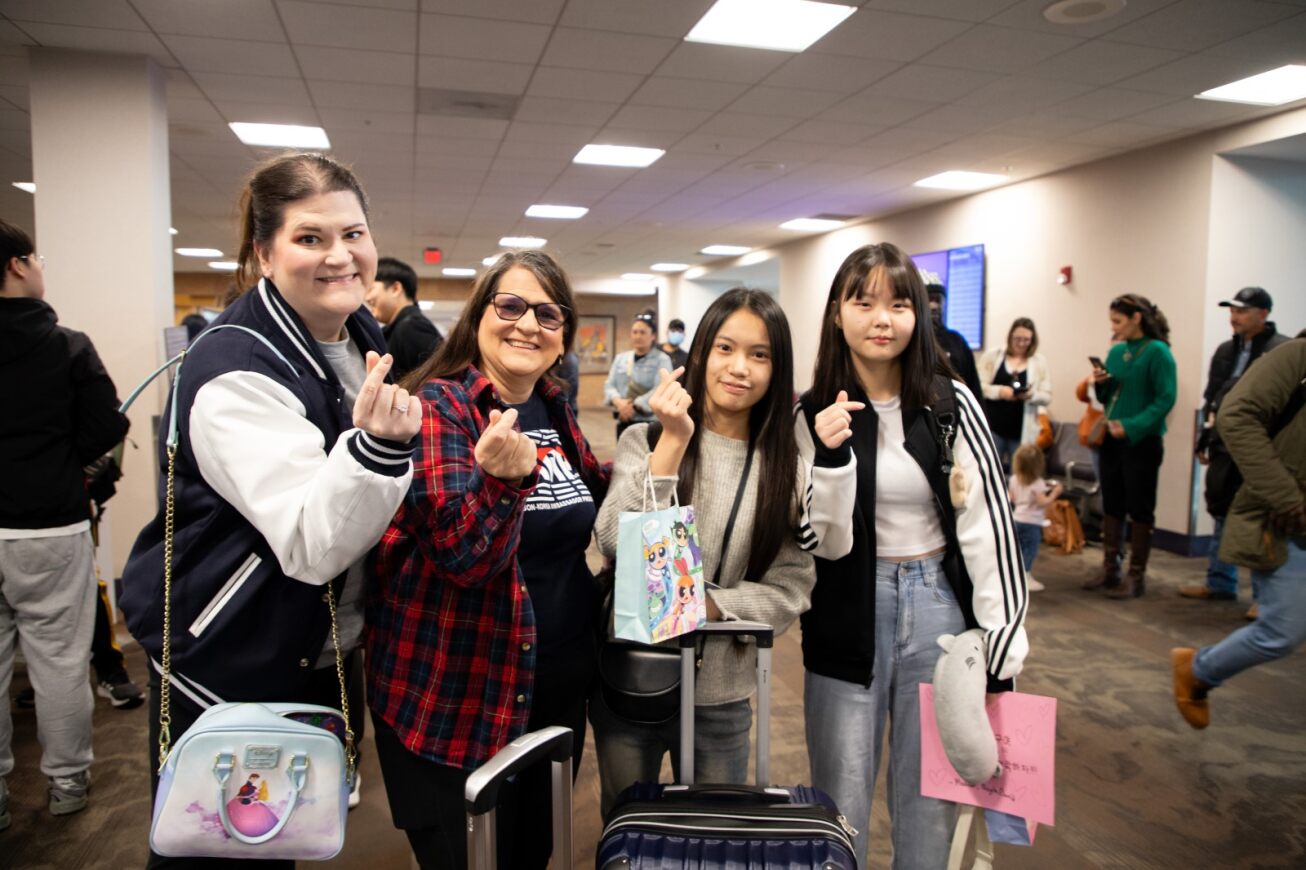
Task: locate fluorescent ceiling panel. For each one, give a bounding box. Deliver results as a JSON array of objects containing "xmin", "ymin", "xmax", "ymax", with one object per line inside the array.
[
  {"xmin": 526, "ymin": 204, "xmax": 589, "ymax": 219},
  {"xmin": 913, "ymin": 171, "xmax": 1008, "ymax": 191},
  {"xmin": 499, "ymin": 236, "xmax": 548, "ymax": 247},
  {"xmin": 700, "ymin": 244, "xmax": 751, "ymax": 256},
  {"xmin": 177, "ymin": 247, "xmax": 225, "ymax": 257},
  {"xmin": 573, "ymin": 143, "xmax": 665, "ymax": 167},
  {"xmin": 685, "ymin": 0, "xmax": 855, "ymax": 53},
  {"xmin": 651, "ymin": 262, "xmax": 689, "ymax": 272},
  {"xmin": 229, "ymin": 122, "xmax": 331, "ymax": 149},
  {"xmin": 780, "ymin": 217, "xmax": 844, "ymax": 231},
  {"xmin": 442, "ymin": 267, "xmax": 477, "ymax": 276},
  {"xmin": 1196, "ymin": 65, "xmax": 1306, "ymax": 106}
]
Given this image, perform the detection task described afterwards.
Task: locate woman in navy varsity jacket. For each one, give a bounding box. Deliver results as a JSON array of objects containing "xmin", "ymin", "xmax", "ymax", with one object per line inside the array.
[
  {"xmin": 121, "ymin": 154, "xmax": 420, "ymax": 869},
  {"xmin": 794, "ymin": 243, "xmax": 1028, "ymax": 868}
]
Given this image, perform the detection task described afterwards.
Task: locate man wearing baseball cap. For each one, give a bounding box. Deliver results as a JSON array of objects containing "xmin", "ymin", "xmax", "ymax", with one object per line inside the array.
[{"xmin": 1181, "ymin": 287, "xmax": 1288, "ymax": 611}]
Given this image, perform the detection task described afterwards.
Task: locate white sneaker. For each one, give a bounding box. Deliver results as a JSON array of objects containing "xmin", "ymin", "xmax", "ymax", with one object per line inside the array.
[
  {"xmin": 1027, "ymin": 576, "xmax": 1046, "ymax": 591},
  {"xmin": 348, "ymin": 771, "xmax": 361, "ymax": 810}
]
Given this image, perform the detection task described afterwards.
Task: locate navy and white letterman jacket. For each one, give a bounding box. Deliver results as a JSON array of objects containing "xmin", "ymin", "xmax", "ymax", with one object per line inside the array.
[
  {"xmin": 795, "ymin": 379, "xmax": 1028, "ymax": 689},
  {"xmin": 121, "ymin": 279, "xmax": 414, "ymax": 708}
]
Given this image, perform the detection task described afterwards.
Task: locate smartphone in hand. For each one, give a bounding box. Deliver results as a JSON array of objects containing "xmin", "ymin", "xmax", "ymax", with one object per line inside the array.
[{"xmin": 1088, "ymin": 355, "xmax": 1105, "ymax": 370}]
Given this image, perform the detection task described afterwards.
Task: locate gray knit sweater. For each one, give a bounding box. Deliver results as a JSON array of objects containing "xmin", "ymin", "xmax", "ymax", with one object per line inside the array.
[{"xmin": 595, "ymin": 423, "xmax": 816, "ymax": 706}]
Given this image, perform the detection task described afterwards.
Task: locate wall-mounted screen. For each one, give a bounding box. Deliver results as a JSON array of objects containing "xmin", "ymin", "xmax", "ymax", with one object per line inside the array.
[{"xmin": 912, "ymin": 244, "xmax": 985, "ymax": 350}]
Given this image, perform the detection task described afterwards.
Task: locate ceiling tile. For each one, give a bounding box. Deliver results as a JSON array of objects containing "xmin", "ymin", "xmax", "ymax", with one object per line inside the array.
[
  {"xmin": 810, "ymin": 9, "xmax": 972, "ymax": 61},
  {"xmin": 0, "ymin": 0, "xmax": 147, "ymax": 29},
  {"xmin": 416, "ymin": 114, "xmax": 508, "ymax": 140},
  {"xmin": 921, "ymin": 25, "xmax": 1084, "ymax": 74},
  {"xmin": 1000, "ymin": 110, "xmax": 1100, "ymax": 138},
  {"xmin": 862, "ymin": 126, "xmax": 960, "ymax": 152},
  {"xmin": 495, "ymin": 139, "xmax": 588, "ymax": 160},
  {"xmin": 290, "ymin": 0, "xmax": 416, "ymax": 9},
  {"xmin": 131, "ymin": 0, "xmax": 285, "ymax": 41},
  {"xmin": 1021, "ymin": 39, "xmax": 1184, "ymax": 86},
  {"xmin": 591, "ymin": 126, "xmax": 683, "ymax": 148},
  {"xmin": 629, "ymin": 77, "xmax": 749, "ymax": 111},
  {"xmin": 816, "ymin": 94, "xmax": 936, "ymax": 128},
  {"xmin": 743, "ymin": 139, "xmax": 843, "ymax": 164},
  {"xmin": 1048, "ymin": 87, "xmax": 1178, "ymax": 122},
  {"xmin": 163, "ymin": 35, "xmax": 296, "ymax": 76},
  {"xmin": 417, "ymin": 56, "xmax": 533, "ymax": 93},
  {"xmin": 16, "ymin": 23, "xmax": 176, "ymax": 65},
  {"xmin": 1203, "ymin": 10, "xmax": 1306, "ymax": 67},
  {"xmin": 1112, "ymin": 51, "xmax": 1267, "ymax": 96},
  {"xmin": 192, "ymin": 71, "xmax": 312, "ymax": 105},
  {"xmin": 541, "ymin": 28, "xmax": 677, "ymax": 74},
  {"xmin": 779, "ymin": 121, "xmax": 886, "ymax": 146},
  {"xmin": 513, "ymin": 96, "xmax": 619, "ymax": 126},
  {"xmin": 1073, "ymin": 121, "xmax": 1176, "ymax": 147},
  {"xmin": 295, "ymin": 45, "xmax": 416, "ymax": 86},
  {"xmin": 558, "ymin": 0, "xmax": 716, "ymax": 37},
  {"xmin": 0, "ymin": 21, "xmax": 33, "ymax": 45},
  {"xmin": 528, "ymin": 67, "xmax": 645, "ymax": 102},
  {"xmin": 607, "ymin": 104, "xmax": 715, "ymax": 132},
  {"xmin": 165, "ymin": 68, "xmax": 205, "ymax": 100},
  {"xmin": 987, "ymin": 0, "xmax": 1187, "ymax": 37},
  {"xmin": 417, "ymin": 0, "xmax": 565, "ymax": 25},
  {"xmin": 213, "ymin": 100, "xmax": 320, "ymax": 125},
  {"xmin": 673, "ymin": 132, "xmax": 766, "ymax": 156},
  {"xmin": 1106, "ymin": 0, "xmax": 1298, "ymax": 52},
  {"xmin": 504, "ymin": 120, "xmax": 598, "ymax": 145},
  {"xmin": 308, "ymin": 81, "xmax": 415, "ymax": 112},
  {"xmin": 277, "ymin": 0, "xmax": 417, "ymax": 52},
  {"xmin": 418, "ymin": 13, "xmax": 550, "ymax": 62},
  {"xmin": 894, "ymin": 102, "xmax": 999, "ymax": 133},
  {"xmin": 697, "ymin": 111, "xmax": 800, "ymax": 139},
  {"xmin": 318, "ymin": 106, "xmax": 414, "ymax": 134},
  {"xmin": 1134, "ymin": 96, "xmax": 1260, "ymax": 129},
  {"xmin": 860, "ymin": 64, "xmax": 1001, "ymax": 104},
  {"xmin": 733, "ymin": 85, "xmax": 851, "ymax": 120},
  {"xmin": 167, "ymin": 98, "xmax": 225, "ymax": 124},
  {"xmin": 654, "ymin": 43, "xmax": 791, "ymax": 84},
  {"xmin": 763, "ymin": 53, "xmax": 901, "ymax": 95},
  {"xmin": 964, "ymin": 76, "xmax": 1097, "ymax": 114}
]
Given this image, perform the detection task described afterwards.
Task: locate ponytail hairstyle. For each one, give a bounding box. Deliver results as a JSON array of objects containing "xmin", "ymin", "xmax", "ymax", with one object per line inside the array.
[
  {"xmin": 235, "ymin": 152, "xmax": 370, "ymax": 291},
  {"xmin": 1110, "ymin": 293, "xmax": 1170, "ymax": 345}
]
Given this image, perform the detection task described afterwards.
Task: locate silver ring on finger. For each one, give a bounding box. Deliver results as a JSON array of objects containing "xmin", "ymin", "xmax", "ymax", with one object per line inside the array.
[{"xmin": 395, "ymin": 403, "xmax": 409, "ymax": 414}]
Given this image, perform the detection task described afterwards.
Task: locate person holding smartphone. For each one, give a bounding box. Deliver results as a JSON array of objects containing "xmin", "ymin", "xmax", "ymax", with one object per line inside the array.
[{"xmin": 978, "ymin": 317, "xmax": 1052, "ymax": 471}]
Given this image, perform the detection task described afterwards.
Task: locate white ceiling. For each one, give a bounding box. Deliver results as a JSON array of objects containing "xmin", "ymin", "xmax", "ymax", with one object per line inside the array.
[{"xmin": 0, "ymin": 0, "xmax": 1304, "ymax": 280}]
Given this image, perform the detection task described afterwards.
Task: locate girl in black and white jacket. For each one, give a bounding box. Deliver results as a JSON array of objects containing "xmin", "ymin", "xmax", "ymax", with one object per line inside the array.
[{"xmin": 794, "ymin": 243, "xmax": 1028, "ymax": 868}]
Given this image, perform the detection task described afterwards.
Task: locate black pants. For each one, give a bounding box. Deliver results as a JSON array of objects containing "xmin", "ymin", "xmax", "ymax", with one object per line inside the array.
[
  {"xmin": 145, "ymin": 653, "xmax": 365, "ymax": 869},
  {"xmin": 1099, "ymin": 434, "xmax": 1164, "ymax": 525},
  {"xmin": 91, "ymin": 580, "xmax": 126, "ymax": 680},
  {"xmin": 372, "ymin": 643, "xmax": 593, "ymax": 870}
]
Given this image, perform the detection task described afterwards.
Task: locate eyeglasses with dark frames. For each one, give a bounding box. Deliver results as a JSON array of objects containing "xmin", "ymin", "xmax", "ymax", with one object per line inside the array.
[
  {"xmin": 491, "ymin": 292, "xmax": 570, "ymax": 331},
  {"xmin": 17, "ymin": 254, "xmax": 45, "ymax": 267}
]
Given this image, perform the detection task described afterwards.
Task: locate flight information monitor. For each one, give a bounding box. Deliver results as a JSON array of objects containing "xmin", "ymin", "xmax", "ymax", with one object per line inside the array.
[{"xmin": 912, "ymin": 244, "xmax": 985, "ymax": 350}]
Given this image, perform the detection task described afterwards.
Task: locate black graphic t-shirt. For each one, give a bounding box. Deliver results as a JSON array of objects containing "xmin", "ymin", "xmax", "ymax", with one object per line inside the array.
[{"xmin": 511, "ymin": 394, "xmax": 598, "ymax": 664}]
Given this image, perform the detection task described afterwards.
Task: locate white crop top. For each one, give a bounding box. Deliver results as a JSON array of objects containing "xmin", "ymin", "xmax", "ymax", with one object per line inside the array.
[{"xmin": 872, "ymin": 396, "xmax": 947, "ymax": 558}]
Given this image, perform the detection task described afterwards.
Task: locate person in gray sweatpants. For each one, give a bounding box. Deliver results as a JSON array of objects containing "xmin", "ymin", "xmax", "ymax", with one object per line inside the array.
[{"xmin": 0, "ymin": 218, "xmax": 130, "ymax": 829}]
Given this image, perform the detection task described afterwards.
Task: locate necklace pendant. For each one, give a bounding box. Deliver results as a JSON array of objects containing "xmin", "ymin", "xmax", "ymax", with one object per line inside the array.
[{"xmin": 1123, "ymin": 351, "xmax": 1132, "ymax": 361}]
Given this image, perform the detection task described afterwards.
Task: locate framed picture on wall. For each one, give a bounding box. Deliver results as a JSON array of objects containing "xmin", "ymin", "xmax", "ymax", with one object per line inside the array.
[{"xmin": 576, "ymin": 315, "xmax": 615, "ymax": 374}]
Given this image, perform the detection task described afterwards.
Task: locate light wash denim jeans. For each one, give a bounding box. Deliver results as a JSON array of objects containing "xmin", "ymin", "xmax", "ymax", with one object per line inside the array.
[
  {"xmin": 1014, "ymin": 522, "xmax": 1043, "ymax": 576},
  {"xmin": 805, "ymin": 553, "xmax": 965, "ymax": 869},
  {"xmin": 1193, "ymin": 541, "xmax": 1306, "ymax": 688},
  {"xmin": 1204, "ymin": 515, "xmax": 1240, "ymax": 598},
  {"xmin": 589, "ymin": 688, "xmax": 752, "ymax": 817}
]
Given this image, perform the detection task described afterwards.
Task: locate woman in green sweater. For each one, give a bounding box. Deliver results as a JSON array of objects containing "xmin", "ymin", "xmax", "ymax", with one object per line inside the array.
[{"xmin": 1083, "ymin": 293, "xmax": 1178, "ymax": 598}]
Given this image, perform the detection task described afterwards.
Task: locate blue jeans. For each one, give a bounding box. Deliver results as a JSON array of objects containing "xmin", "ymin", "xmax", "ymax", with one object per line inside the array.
[
  {"xmin": 991, "ymin": 433, "xmax": 1021, "ymax": 473},
  {"xmin": 1204, "ymin": 515, "xmax": 1240, "ymax": 597},
  {"xmin": 1014, "ymin": 522, "xmax": 1043, "ymax": 574},
  {"xmin": 805, "ymin": 553, "xmax": 965, "ymax": 869},
  {"xmin": 589, "ymin": 687, "xmax": 752, "ymax": 817},
  {"xmin": 1193, "ymin": 541, "xmax": 1306, "ymax": 688}
]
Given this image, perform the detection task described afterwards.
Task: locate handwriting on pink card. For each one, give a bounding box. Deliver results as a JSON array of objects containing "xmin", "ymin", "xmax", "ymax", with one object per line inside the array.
[{"xmin": 919, "ymin": 684, "xmax": 1057, "ymax": 826}]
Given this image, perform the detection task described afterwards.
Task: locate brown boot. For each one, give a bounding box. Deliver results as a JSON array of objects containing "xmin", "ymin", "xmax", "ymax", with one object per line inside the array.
[
  {"xmin": 1083, "ymin": 515, "xmax": 1123, "ymax": 590},
  {"xmin": 1170, "ymin": 647, "xmax": 1210, "ymax": 729},
  {"xmin": 1108, "ymin": 522, "xmax": 1153, "ymax": 599}
]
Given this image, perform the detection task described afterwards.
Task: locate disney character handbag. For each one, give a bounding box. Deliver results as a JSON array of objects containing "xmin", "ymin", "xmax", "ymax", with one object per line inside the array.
[{"xmin": 120, "ymin": 326, "xmax": 354, "ymax": 860}]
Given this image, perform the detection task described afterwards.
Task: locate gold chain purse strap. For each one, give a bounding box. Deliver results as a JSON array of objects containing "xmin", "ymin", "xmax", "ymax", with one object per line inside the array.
[{"xmin": 121, "ymin": 326, "xmax": 355, "ymax": 778}]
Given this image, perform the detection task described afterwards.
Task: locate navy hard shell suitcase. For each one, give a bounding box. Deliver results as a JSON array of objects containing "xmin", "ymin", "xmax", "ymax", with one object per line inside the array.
[{"xmin": 595, "ymin": 621, "xmax": 859, "ymax": 869}]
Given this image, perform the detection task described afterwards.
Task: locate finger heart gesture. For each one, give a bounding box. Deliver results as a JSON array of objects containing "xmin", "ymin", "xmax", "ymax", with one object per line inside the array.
[
  {"xmin": 474, "ymin": 408, "xmax": 538, "ymax": 483},
  {"xmin": 353, "ymin": 351, "xmax": 422, "ymax": 441},
  {"xmin": 649, "ymin": 366, "xmax": 693, "ymax": 441},
  {"xmin": 813, "ymin": 389, "xmax": 865, "ymax": 450}
]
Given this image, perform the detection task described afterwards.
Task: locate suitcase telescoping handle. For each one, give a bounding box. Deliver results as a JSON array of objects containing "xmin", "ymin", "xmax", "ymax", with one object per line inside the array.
[
  {"xmin": 677, "ymin": 621, "xmax": 774, "ymax": 787},
  {"xmin": 464, "ymin": 726, "xmax": 574, "ymax": 870}
]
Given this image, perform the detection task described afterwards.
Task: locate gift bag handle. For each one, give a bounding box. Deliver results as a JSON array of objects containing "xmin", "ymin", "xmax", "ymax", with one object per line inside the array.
[
  {"xmin": 214, "ymin": 752, "xmax": 309, "ymax": 845},
  {"xmin": 946, "ymin": 805, "xmax": 995, "ymax": 870}
]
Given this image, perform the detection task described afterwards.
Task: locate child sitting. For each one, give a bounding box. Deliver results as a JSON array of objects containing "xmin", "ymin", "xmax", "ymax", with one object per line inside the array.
[{"xmin": 1009, "ymin": 443, "xmax": 1063, "ymax": 591}]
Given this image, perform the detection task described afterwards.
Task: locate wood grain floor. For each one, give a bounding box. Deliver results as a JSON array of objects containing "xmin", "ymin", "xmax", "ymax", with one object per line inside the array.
[{"xmin": 6, "ymin": 407, "xmax": 1303, "ymax": 868}]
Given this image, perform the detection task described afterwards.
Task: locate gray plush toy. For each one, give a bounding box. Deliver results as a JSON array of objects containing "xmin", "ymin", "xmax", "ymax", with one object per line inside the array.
[{"xmin": 933, "ymin": 629, "xmax": 1002, "ymax": 786}]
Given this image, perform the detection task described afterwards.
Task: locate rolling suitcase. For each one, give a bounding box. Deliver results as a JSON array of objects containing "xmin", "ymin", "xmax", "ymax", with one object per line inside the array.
[
  {"xmin": 596, "ymin": 621, "xmax": 859, "ymax": 869},
  {"xmin": 464, "ymin": 725, "xmax": 574, "ymax": 870}
]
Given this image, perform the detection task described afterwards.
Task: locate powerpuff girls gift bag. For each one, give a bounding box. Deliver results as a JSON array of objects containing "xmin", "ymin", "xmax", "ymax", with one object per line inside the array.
[{"xmin": 614, "ymin": 474, "xmax": 707, "ymax": 644}]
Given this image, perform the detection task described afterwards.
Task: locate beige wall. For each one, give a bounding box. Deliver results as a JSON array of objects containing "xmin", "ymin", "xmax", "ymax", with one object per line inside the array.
[{"xmin": 676, "ymin": 104, "xmax": 1306, "ymax": 537}]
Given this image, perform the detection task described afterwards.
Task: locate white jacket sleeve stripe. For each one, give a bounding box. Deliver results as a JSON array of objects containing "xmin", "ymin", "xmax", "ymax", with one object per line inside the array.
[
  {"xmin": 953, "ymin": 384, "xmax": 1028, "ymax": 680},
  {"xmin": 793, "ymin": 402, "xmax": 857, "ymax": 561}
]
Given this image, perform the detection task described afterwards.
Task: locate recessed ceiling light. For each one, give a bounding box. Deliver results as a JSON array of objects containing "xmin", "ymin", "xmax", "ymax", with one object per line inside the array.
[
  {"xmin": 207, "ymin": 261, "xmax": 238, "ymax": 272},
  {"xmin": 12, "ymin": 182, "xmax": 34, "ymax": 193},
  {"xmin": 169, "ymin": 227, "xmax": 179, "ymax": 235},
  {"xmin": 499, "ymin": 236, "xmax": 547, "ymax": 248},
  {"xmin": 1042, "ymin": 0, "xmax": 1126, "ymax": 25},
  {"xmin": 651, "ymin": 263, "xmax": 689, "ymax": 272},
  {"xmin": 622, "ymin": 273, "xmax": 654, "ymax": 281},
  {"xmin": 526, "ymin": 204, "xmax": 589, "ymax": 219},
  {"xmin": 177, "ymin": 247, "xmax": 224, "ymax": 257},
  {"xmin": 913, "ymin": 171, "xmax": 1008, "ymax": 191},
  {"xmin": 573, "ymin": 144, "xmax": 665, "ymax": 168},
  {"xmin": 686, "ymin": 0, "xmax": 855, "ymax": 53},
  {"xmin": 700, "ymin": 245, "xmax": 751, "ymax": 256},
  {"xmin": 442, "ymin": 267, "xmax": 477, "ymax": 277},
  {"xmin": 780, "ymin": 217, "xmax": 845, "ymax": 232},
  {"xmin": 229, "ymin": 122, "xmax": 330, "ymax": 149},
  {"xmin": 482, "ymin": 255, "xmax": 501, "ymax": 266},
  {"xmin": 1197, "ymin": 65, "xmax": 1306, "ymax": 106}
]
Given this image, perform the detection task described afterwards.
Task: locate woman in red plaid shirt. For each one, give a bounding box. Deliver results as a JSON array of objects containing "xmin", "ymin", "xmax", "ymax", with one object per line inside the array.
[{"xmin": 365, "ymin": 250, "xmax": 609, "ymax": 869}]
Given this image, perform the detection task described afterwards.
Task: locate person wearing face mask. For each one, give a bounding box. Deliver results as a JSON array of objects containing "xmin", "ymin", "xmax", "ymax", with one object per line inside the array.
[
  {"xmin": 795, "ymin": 244, "xmax": 1027, "ymax": 869},
  {"xmin": 591, "ymin": 289, "xmax": 816, "ymax": 816},
  {"xmin": 119, "ymin": 153, "xmax": 421, "ymax": 869},
  {"xmin": 604, "ymin": 310, "xmax": 672, "ymax": 439},
  {"xmin": 366, "ymin": 251, "xmax": 610, "ymax": 869},
  {"xmin": 660, "ymin": 317, "xmax": 689, "ymax": 370},
  {"xmin": 978, "ymin": 317, "xmax": 1052, "ymax": 471}
]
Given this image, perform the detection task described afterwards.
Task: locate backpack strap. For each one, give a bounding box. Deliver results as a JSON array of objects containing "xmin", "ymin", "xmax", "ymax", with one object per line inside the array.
[{"xmin": 930, "ymin": 375, "xmax": 959, "ymax": 478}]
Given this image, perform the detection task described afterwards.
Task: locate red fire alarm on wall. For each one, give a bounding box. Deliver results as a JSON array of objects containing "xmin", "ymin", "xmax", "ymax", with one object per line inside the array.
[
  {"xmin": 1058, "ymin": 265, "xmax": 1072, "ymax": 285},
  {"xmin": 422, "ymin": 247, "xmax": 443, "ymax": 265}
]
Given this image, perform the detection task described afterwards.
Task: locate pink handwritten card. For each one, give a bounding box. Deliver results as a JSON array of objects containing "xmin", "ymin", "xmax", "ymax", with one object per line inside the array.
[{"xmin": 919, "ymin": 684, "xmax": 1057, "ymax": 827}]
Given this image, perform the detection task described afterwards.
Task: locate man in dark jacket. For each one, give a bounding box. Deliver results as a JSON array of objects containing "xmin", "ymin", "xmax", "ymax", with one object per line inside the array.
[
  {"xmin": 926, "ymin": 283, "xmax": 981, "ymax": 399},
  {"xmin": 1181, "ymin": 287, "xmax": 1288, "ymax": 606},
  {"xmin": 0, "ymin": 219, "xmax": 129, "ymax": 823},
  {"xmin": 364, "ymin": 256, "xmax": 443, "ymax": 378}
]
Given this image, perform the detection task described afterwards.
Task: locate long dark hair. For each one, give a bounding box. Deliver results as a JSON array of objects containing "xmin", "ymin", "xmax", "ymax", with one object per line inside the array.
[
  {"xmin": 810, "ymin": 243, "xmax": 939, "ymax": 410},
  {"xmin": 677, "ymin": 288, "xmax": 798, "ymax": 581},
  {"xmin": 235, "ymin": 152, "xmax": 370, "ymax": 291},
  {"xmin": 401, "ymin": 250, "xmax": 576, "ymax": 392},
  {"xmin": 1111, "ymin": 293, "xmax": 1171, "ymax": 345}
]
